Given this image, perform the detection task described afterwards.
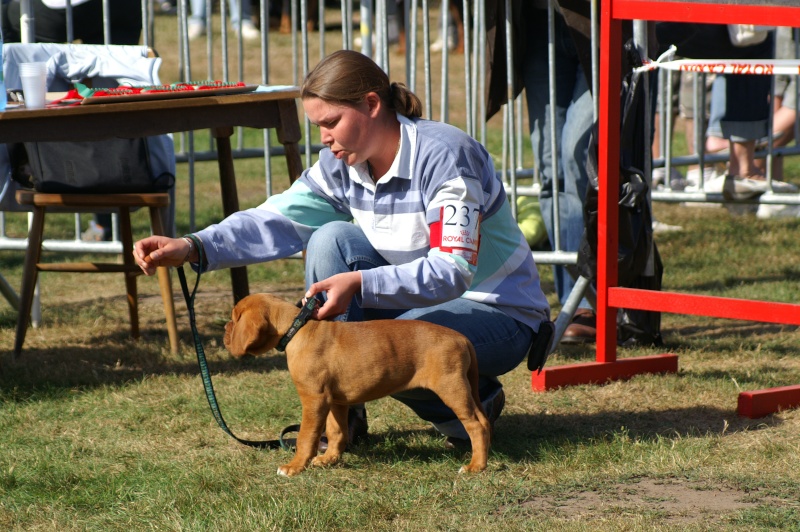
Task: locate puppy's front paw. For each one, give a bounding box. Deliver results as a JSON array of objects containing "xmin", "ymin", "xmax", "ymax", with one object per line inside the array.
[{"xmin": 277, "ymin": 464, "xmax": 306, "ymax": 477}]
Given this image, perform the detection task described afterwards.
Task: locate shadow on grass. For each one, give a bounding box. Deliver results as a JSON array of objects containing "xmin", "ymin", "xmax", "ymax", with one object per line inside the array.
[
  {"xmin": 330, "ymin": 403, "xmax": 781, "ymax": 468},
  {"xmin": 491, "ymin": 407, "xmax": 779, "ymax": 462},
  {"xmin": 666, "ymin": 321, "xmax": 800, "ymax": 345},
  {"xmin": 668, "ymin": 268, "xmax": 800, "ymax": 294},
  {"xmin": 0, "ymin": 284, "xmax": 309, "ymax": 395},
  {"xmin": 0, "ymin": 333, "xmax": 290, "ymax": 399}
]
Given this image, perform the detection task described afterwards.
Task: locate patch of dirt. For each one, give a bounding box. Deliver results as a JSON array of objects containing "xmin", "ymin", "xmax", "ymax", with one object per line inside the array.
[{"xmin": 520, "ymin": 478, "xmax": 771, "ymax": 524}]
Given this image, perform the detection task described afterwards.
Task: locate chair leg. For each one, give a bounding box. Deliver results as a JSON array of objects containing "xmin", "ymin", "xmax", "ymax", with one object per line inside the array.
[
  {"xmin": 14, "ymin": 207, "xmax": 46, "ymax": 356},
  {"xmin": 149, "ymin": 206, "xmax": 179, "ymax": 354},
  {"xmin": 119, "ymin": 207, "xmax": 139, "ymax": 339}
]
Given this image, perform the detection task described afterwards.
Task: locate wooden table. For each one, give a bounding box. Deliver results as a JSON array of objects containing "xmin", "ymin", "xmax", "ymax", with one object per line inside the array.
[{"xmin": 0, "ymin": 86, "xmax": 304, "ymax": 303}]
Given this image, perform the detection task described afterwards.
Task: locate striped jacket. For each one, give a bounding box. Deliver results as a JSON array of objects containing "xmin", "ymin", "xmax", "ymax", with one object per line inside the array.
[{"xmin": 195, "ymin": 114, "xmax": 550, "ymax": 331}]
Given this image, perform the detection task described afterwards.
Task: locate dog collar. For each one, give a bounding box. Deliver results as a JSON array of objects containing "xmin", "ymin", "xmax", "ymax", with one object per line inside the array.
[{"xmin": 276, "ymin": 297, "xmax": 319, "ymax": 352}]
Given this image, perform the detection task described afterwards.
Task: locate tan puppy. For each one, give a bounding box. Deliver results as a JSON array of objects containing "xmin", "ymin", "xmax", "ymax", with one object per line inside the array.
[{"xmin": 224, "ymin": 293, "xmax": 491, "ymax": 477}]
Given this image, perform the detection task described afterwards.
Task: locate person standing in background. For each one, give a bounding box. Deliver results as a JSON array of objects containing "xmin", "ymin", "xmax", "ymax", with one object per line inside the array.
[
  {"xmin": 1, "ymin": 0, "xmax": 142, "ymax": 45},
  {"xmin": 187, "ymin": 0, "xmax": 260, "ymax": 41},
  {"xmin": 521, "ymin": 1, "xmax": 596, "ymax": 344}
]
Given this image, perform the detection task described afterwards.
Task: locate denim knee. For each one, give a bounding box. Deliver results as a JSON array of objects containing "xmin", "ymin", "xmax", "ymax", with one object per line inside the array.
[{"xmin": 306, "ymin": 221, "xmax": 355, "ymax": 259}]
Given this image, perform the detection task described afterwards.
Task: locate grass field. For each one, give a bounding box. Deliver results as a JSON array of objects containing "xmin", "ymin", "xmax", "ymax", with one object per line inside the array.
[{"xmin": 2, "ymin": 10, "xmax": 800, "ymax": 531}]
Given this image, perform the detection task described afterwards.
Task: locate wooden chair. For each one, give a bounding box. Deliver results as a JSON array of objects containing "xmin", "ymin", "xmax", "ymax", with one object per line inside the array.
[{"xmin": 13, "ymin": 189, "xmax": 179, "ymax": 356}]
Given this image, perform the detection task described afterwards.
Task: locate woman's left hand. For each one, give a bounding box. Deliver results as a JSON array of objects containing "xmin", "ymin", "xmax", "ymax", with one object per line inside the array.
[{"xmin": 305, "ymin": 271, "xmax": 362, "ymax": 320}]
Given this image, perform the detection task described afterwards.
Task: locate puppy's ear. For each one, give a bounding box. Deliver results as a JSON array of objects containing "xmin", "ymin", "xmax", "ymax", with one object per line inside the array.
[
  {"xmin": 225, "ymin": 312, "xmax": 259, "ymax": 357},
  {"xmin": 224, "ymin": 307, "xmax": 280, "ymax": 357}
]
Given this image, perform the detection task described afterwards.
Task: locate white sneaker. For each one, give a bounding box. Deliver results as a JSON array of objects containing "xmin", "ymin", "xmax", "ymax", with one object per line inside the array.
[
  {"xmin": 81, "ymin": 221, "xmax": 105, "ymax": 242},
  {"xmin": 430, "ymin": 33, "xmax": 456, "ymax": 52},
  {"xmin": 685, "ymin": 165, "xmax": 720, "ymax": 189},
  {"xmin": 756, "ymin": 204, "xmax": 800, "ymax": 219},
  {"xmin": 652, "ymin": 220, "xmax": 683, "ymax": 233},
  {"xmin": 652, "ymin": 166, "xmax": 685, "ymax": 190},
  {"xmin": 699, "ymin": 174, "xmax": 727, "ymax": 194},
  {"xmin": 188, "ymin": 24, "xmax": 205, "ymax": 41},
  {"xmin": 721, "ymin": 175, "xmax": 770, "ymax": 201},
  {"xmin": 235, "ymin": 22, "xmax": 260, "ymax": 41},
  {"xmin": 767, "ymin": 180, "xmax": 799, "ymax": 194},
  {"xmin": 354, "ymin": 35, "xmax": 378, "ymax": 50},
  {"xmin": 159, "ymin": 1, "xmax": 176, "ymax": 14}
]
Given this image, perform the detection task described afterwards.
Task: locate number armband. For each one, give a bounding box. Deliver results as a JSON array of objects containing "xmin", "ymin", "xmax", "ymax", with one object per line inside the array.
[{"xmin": 429, "ymin": 201, "xmax": 481, "ymax": 266}]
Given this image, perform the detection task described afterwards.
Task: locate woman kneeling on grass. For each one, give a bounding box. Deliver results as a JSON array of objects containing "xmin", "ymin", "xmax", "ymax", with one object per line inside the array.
[{"xmin": 134, "ymin": 49, "xmax": 550, "ymax": 448}]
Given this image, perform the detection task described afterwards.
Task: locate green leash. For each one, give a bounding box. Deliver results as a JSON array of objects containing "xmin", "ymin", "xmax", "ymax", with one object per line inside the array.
[{"xmin": 177, "ymin": 234, "xmax": 297, "ymax": 451}]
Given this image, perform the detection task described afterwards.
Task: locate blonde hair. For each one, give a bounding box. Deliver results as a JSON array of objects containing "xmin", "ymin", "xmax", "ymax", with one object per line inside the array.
[{"xmin": 301, "ymin": 50, "xmax": 423, "ymax": 118}]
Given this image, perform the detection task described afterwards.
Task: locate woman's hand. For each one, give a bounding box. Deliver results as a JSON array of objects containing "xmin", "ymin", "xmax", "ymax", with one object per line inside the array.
[
  {"xmin": 133, "ymin": 236, "xmax": 194, "ymax": 276},
  {"xmin": 305, "ymin": 271, "xmax": 362, "ymax": 320}
]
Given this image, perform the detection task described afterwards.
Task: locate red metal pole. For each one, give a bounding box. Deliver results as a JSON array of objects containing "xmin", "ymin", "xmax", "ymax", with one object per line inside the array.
[{"xmin": 596, "ymin": 0, "xmax": 622, "ymax": 363}]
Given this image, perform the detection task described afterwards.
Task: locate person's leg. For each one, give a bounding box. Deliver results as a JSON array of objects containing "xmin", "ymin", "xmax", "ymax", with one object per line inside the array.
[
  {"xmin": 652, "ymin": 69, "xmax": 682, "ymax": 162},
  {"xmin": 304, "ymin": 221, "xmax": 534, "ymax": 440},
  {"xmin": 711, "ymin": 69, "xmax": 777, "ymax": 201},
  {"xmin": 522, "ymin": 11, "xmax": 592, "ymax": 310},
  {"xmin": 560, "ymin": 73, "xmax": 593, "ymax": 265},
  {"xmin": 4, "ymin": 0, "xmax": 69, "ymax": 43},
  {"xmin": 304, "ymin": 221, "xmax": 404, "ymax": 323},
  {"xmin": 228, "ymin": 0, "xmax": 241, "ymax": 27},
  {"xmin": 705, "ymin": 75, "xmax": 729, "ymax": 154},
  {"xmin": 729, "ymin": 140, "xmax": 758, "ymax": 178},
  {"xmin": 718, "ymin": 73, "xmax": 771, "ymax": 179},
  {"xmin": 59, "ymin": 0, "xmax": 103, "ymax": 44},
  {"xmin": 2, "ymin": 2, "xmax": 22, "ymax": 43},
  {"xmin": 188, "ymin": 0, "xmax": 206, "ymax": 37},
  {"xmin": 763, "ymin": 86, "xmax": 797, "ymax": 178},
  {"xmin": 228, "ymin": 0, "xmax": 259, "ymax": 38},
  {"xmin": 770, "ymin": 105, "xmax": 797, "ymax": 148},
  {"xmin": 392, "ymin": 299, "xmax": 532, "ymax": 439},
  {"xmin": 71, "ymin": 1, "xmax": 143, "ymax": 45},
  {"xmin": 107, "ymin": 0, "xmax": 143, "ymax": 45}
]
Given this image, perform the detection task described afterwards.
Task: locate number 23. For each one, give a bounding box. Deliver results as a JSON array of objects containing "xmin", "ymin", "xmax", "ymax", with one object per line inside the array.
[{"xmin": 444, "ymin": 204, "xmax": 480, "ymax": 230}]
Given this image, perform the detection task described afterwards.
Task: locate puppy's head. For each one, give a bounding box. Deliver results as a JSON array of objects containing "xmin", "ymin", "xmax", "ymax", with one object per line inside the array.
[{"xmin": 224, "ymin": 294, "xmax": 285, "ymax": 357}]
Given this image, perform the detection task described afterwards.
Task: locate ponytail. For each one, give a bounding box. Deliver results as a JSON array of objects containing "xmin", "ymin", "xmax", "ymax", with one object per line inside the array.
[{"xmin": 389, "ymin": 82, "xmax": 423, "ymax": 118}]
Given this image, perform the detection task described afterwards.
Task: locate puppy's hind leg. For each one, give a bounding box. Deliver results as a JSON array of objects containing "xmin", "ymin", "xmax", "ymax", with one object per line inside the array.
[
  {"xmin": 436, "ymin": 377, "xmax": 490, "ymax": 473},
  {"xmin": 312, "ymin": 403, "xmax": 349, "ymax": 468},
  {"xmin": 278, "ymin": 398, "xmax": 328, "ymax": 477},
  {"xmin": 457, "ymin": 403, "xmax": 491, "ymax": 473},
  {"xmin": 452, "ymin": 402, "xmax": 490, "ymax": 473}
]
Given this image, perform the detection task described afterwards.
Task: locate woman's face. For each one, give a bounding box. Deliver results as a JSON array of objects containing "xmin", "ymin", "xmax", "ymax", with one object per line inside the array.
[{"xmin": 303, "ymin": 95, "xmax": 379, "ymax": 167}]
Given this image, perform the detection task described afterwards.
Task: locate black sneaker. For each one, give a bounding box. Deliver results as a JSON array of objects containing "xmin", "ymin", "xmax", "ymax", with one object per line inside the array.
[
  {"xmin": 444, "ymin": 389, "xmax": 505, "ymax": 449},
  {"xmin": 318, "ymin": 406, "xmax": 368, "ymax": 452}
]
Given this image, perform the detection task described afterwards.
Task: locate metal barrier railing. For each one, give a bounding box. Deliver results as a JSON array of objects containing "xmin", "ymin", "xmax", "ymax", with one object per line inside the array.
[{"xmin": 3, "ymin": 1, "xmax": 800, "ymax": 346}]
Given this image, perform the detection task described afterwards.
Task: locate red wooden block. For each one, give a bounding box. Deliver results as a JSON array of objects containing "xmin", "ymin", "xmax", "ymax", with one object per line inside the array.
[
  {"xmin": 738, "ymin": 385, "xmax": 800, "ymax": 418},
  {"xmin": 531, "ymin": 354, "xmax": 679, "ymax": 391}
]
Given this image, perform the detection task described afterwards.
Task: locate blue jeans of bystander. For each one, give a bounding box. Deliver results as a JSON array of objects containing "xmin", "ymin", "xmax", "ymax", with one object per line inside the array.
[{"xmin": 522, "ymin": 11, "xmax": 594, "ymax": 309}]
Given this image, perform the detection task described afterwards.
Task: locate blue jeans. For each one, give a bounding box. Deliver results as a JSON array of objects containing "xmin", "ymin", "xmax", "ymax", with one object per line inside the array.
[
  {"xmin": 522, "ymin": 11, "xmax": 594, "ymax": 308},
  {"xmin": 304, "ymin": 221, "xmax": 533, "ymax": 438},
  {"xmin": 190, "ymin": 0, "xmax": 249, "ymax": 28}
]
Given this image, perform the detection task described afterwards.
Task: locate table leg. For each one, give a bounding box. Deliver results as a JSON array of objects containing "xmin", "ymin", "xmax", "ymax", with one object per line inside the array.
[
  {"xmin": 277, "ymin": 99, "xmax": 304, "ymax": 183},
  {"xmin": 213, "ymin": 126, "xmax": 250, "ymax": 304}
]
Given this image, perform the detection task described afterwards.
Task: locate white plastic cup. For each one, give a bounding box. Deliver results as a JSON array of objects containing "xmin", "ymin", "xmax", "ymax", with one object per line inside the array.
[{"xmin": 18, "ymin": 62, "xmax": 48, "ymax": 109}]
